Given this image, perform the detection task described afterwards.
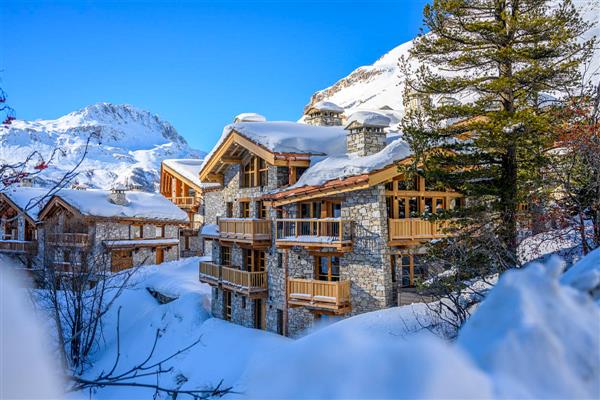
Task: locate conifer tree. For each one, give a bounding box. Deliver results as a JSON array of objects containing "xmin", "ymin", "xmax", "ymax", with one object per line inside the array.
[{"xmin": 402, "ymin": 0, "xmax": 595, "ymax": 263}]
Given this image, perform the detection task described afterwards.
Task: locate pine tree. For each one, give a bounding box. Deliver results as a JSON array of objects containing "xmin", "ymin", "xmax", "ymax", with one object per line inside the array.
[{"xmin": 402, "ymin": 0, "xmax": 595, "ymax": 263}]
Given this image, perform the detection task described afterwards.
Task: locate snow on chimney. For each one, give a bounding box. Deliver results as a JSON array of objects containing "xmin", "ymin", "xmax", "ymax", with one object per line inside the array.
[
  {"xmin": 344, "ymin": 111, "xmax": 391, "ymax": 156},
  {"xmin": 304, "ymin": 101, "xmax": 344, "ymax": 126},
  {"xmin": 109, "ymin": 186, "xmax": 128, "ymax": 206}
]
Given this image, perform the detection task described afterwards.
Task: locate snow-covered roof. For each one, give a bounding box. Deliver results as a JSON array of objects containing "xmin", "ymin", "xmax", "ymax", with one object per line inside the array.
[
  {"xmin": 286, "ymin": 138, "xmax": 412, "ymax": 189},
  {"xmin": 233, "ymin": 113, "xmax": 267, "ymax": 123},
  {"xmin": 307, "ymin": 101, "xmax": 344, "ymax": 114},
  {"xmin": 162, "ymin": 159, "xmax": 219, "ymax": 189},
  {"xmin": 48, "ymin": 188, "xmax": 188, "ymax": 222},
  {"xmin": 345, "ymin": 111, "xmax": 391, "ymax": 128},
  {"xmin": 1, "ymin": 186, "xmax": 51, "ymax": 221},
  {"xmin": 200, "ymin": 223, "xmax": 219, "ymax": 237}
]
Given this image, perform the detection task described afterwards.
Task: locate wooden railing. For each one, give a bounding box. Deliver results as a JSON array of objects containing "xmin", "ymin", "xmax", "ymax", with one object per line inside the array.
[
  {"xmin": 275, "ymin": 218, "xmax": 353, "ymax": 247},
  {"xmin": 51, "ymin": 262, "xmax": 83, "ymax": 273},
  {"xmin": 199, "ymin": 262, "xmax": 268, "ymax": 293},
  {"xmin": 288, "ymin": 278, "xmax": 351, "ymax": 312},
  {"xmin": 0, "ymin": 240, "xmax": 37, "ymax": 254},
  {"xmin": 47, "ymin": 233, "xmax": 90, "ymax": 246},
  {"xmin": 388, "ymin": 219, "xmax": 450, "ymax": 241},
  {"xmin": 218, "ymin": 218, "xmax": 271, "ymax": 242},
  {"xmin": 169, "ymin": 196, "xmax": 199, "ymax": 208}
]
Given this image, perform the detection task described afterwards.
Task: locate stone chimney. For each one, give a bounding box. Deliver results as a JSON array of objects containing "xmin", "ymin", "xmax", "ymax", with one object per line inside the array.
[
  {"xmin": 304, "ymin": 101, "xmax": 344, "ymax": 126},
  {"xmin": 109, "ymin": 186, "xmax": 128, "ymax": 206},
  {"xmin": 344, "ymin": 111, "xmax": 391, "ymax": 156}
]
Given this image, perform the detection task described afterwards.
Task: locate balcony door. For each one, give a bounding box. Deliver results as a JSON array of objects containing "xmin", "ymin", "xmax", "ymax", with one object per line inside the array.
[
  {"xmin": 315, "ymin": 255, "xmax": 340, "ymax": 281},
  {"xmin": 243, "ymin": 248, "xmax": 266, "ymax": 272},
  {"xmin": 391, "ymin": 254, "xmax": 427, "ymax": 288},
  {"xmin": 254, "ymin": 299, "xmax": 266, "ymax": 330}
]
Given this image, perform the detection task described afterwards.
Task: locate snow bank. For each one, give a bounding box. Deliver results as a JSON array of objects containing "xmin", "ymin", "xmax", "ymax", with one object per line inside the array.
[
  {"xmin": 54, "ymin": 188, "xmax": 188, "ymax": 222},
  {"xmin": 561, "ymin": 247, "xmax": 600, "ymax": 299},
  {"xmin": 1, "ymin": 266, "xmax": 63, "ymax": 399},
  {"xmin": 459, "ymin": 256, "xmax": 600, "ymax": 398},
  {"xmin": 244, "ymin": 252, "xmax": 600, "ymax": 399},
  {"xmin": 345, "ymin": 110, "xmax": 391, "ymax": 128},
  {"xmin": 200, "ymin": 223, "xmax": 219, "ymax": 237},
  {"xmin": 288, "ymin": 138, "xmax": 411, "ymax": 188},
  {"xmin": 2, "ymin": 186, "xmax": 52, "ymax": 220}
]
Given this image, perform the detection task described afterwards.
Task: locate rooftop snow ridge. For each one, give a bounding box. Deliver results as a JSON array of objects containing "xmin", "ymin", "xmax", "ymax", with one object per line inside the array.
[
  {"xmin": 234, "ymin": 113, "xmax": 267, "ymax": 123},
  {"xmin": 308, "ymin": 101, "xmax": 344, "ymax": 113},
  {"xmin": 345, "ymin": 111, "xmax": 391, "ymax": 128}
]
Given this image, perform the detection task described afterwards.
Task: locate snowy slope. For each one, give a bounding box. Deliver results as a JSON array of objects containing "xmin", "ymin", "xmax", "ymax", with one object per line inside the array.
[
  {"xmin": 304, "ymin": 0, "xmax": 600, "ymax": 122},
  {"xmin": 0, "ymin": 103, "xmax": 205, "ymax": 192}
]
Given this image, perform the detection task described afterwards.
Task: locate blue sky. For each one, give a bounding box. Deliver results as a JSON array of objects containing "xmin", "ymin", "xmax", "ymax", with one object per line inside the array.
[{"xmin": 1, "ymin": 0, "xmax": 429, "ymax": 151}]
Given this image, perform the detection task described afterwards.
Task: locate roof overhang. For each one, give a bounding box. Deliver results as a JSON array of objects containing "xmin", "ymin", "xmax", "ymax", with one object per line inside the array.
[
  {"xmin": 0, "ymin": 193, "xmax": 37, "ymax": 225},
  {"xmin": 161, "ymin": 163, "xmax": 204, "ymax": 193},
  {"xmin": 199, "ymin": 130, "xmax": 314, "ymax": 183}
]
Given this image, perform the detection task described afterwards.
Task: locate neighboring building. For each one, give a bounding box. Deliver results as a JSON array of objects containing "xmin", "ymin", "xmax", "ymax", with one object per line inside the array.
[
  {"xmin": 197, "ymin": 104, "xmax": 462, "ymax": 337},
  {"xmin": 37, "ymin": 187, "xmax": 188, "ymax": 274},
  {"xmin": 0, "ymin": 186, "xmax": 49, "ymax": 264},
  {"xmin": 160, "ymin": 158, "xmax": 220, "ymax": 257}
]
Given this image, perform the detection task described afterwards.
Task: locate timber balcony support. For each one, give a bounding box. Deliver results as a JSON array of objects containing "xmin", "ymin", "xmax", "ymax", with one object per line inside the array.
[
  {"xmin": 217, "ymin": 218, "xmax": 271, "ymax": 244},
  {"xmin": 199, "ymin": 262, "xmax": 268, "ymax": 298},
  {"xmin": 287, "ymin": 278, "xmax": 351, "ymax": 314},
  {"xmin": 388, "ymin": 218, "xmax": 451, "ymax": 245},
  {"xmin": 275, "ymin": 218, "xmax": 353, "ymax": 251},
  {"xmin": 0, "ymin": 240, "xmax": 37, "ymax": 254}
]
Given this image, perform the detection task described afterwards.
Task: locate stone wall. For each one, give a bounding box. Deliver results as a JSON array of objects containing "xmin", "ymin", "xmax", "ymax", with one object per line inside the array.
[{"xmin": 347, "ymin": 128, "xmax": 386, "ymax": 156}]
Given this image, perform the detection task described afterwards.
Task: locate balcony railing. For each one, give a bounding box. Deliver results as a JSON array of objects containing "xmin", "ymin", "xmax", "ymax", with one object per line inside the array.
[
  {"xmin": 51, "ymin": 262, "xmax": 84, "ymax": 273},
  {"xmin": 287, "ymin": 278, "xmax": 351, "ymax": 314},
  {"xmin": 218, "ymin": 218, "xmax": 271, "ymax": 243},
  {"xmin": 199, "ymin": 262, "xmax": 267, "ymax": 296},
  {"xmin": 0, "ymin": 240, "xmax": 37, "ymax": 254},
  {"xmin": 275, "ymin": 218, "xmax": 353, "ymax": 250},
  {"xmin": 388, "ymin": 219, "xmax": 451, "ymax": 242},
  {"xmin": 169, "ymin": 196, "xmax": 200, "ymax": 209},
  {"xmin": 46, "ymin": 233, "xmax": 90, "ymax": 246}
]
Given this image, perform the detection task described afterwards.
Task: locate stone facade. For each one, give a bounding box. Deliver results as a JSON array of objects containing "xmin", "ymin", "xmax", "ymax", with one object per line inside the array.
[
  {"xmin": 304, "ymin": 111, "xmax": 343, "ymax": 127},
  {"xmin": 346, "ymin": 127, "xmax": 387, "ymax": 156}
]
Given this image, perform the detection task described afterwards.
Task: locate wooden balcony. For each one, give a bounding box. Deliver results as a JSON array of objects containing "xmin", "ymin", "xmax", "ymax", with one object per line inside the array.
[
  {"xmin": 275, "ymin": 218, "xmax": 353, "ymax": 251},
  {"xmin": 168, "ymin": 196, "xmax": 200, "ymax": 210},
  {"xmin": 218, "ymin": 218, "xmax": 271, "ymax": 245},
  {"xmin": 288, "ymin": 278, "xmax": 351, "ymax": 314},
  {"xmin": 199, "ymin": 262, "xmax": 268, "ymax": 297},
  {"xmin": 46, "ymin": 233, "xmax": 90, "ymax": 247},
  {"xmin": 0, "ymin": 240, "xmax": 37, "ymax": 254},
  {"xmin": 388, "ymin": 218, "xmax": 451, "ymax": 245}
]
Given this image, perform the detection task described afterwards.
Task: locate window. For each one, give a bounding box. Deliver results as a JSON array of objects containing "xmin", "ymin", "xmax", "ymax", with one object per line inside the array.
[
  {"xmin": 241, "ymin": 156, "xmax": 269, "ymax": 188},
  {"xmin": 298, "ymin": 202, "xmax": 321, "ymax": 218},
  {"xmin": 111, "ymin": 250, "xmax": 133, "ymax": 272},
  {"xmin": 241, "ymin": 296, "xmax": 246, "ymax": 309},
  {"xmin": 155, "ymin": 225, "xmax": 165, "ymax": 238},
  {"xmin": 224, "ymin": 290, "xmax": 232, "ymax": 321},
  {"xmin": 392, "ymin": 254, "xmax": 427, "ymax": 288},
  {"xmin": 296, "ymin": 167, "xmax": 308, "ymax": 180},
  {"xmin": 239, "ymin": 201, "xmax": 250, "ymax": 218},
  {"xmin": 256, "ymin": 201, "xmax": 268, "ymax": 219},
  {"xmin": 277, "ymin": 252, "xmax": 283, "ymax": 269},
  {"xmin": 226, "ymin": 202, "xmax": 233, "ymax": 218},
  {"xmin": 315, "ymin": 255, "xmax": 340, "ymax": 281},
  {"xmin": 129, "ymin": 224, "xmax": 143, "ymax": 239},
  {"xmin": 221, "ymin": 246, "xmax": 231, "ymax": 266},
  {"xmin": 277, "ymin": 309, "xmax": 284, "ymax": 335},
  {"xmin": 243, "ymin": 249, "xmax": 266, "ymax": 272}
]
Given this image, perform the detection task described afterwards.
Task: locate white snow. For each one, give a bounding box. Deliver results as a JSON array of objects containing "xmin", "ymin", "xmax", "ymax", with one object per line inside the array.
[
  {"xmin": 345, "ymin": 110, "xmax": 391, "ymax": 128},
  {"xmin": 561, "ymin": 247, "xmax": 600, "ymax": 298},
  {"xmin": 233, "ymin": 113, "xmax": 267, "ymax": 123},
  {"xmin": 1, "ymin": 186, "xmax": 52, "ymax": 221},
  {"xmin": 200, "ymin": 223, "xmax": 219, "ymax": 237},
  {"xmin": 53, "ymin": 188, "xmax": 188, "ymax": 222},
  {"xmin": 162, "ymin": 158, "xmax": 218, "ymax": 189},
  {"xmin": 0, "ymin": 103, "xmax": 203, "ymax": 192},
  {"xmin": 287, "ymin": 138, "xmax": 411, "ymax": 189},
  {"xmin": 308, "ymin": 101, "xmax": 344, "ymax": 113},
  {"xmin": 103, "ymin": 238, "xmax": 180, "ymax": 247}
]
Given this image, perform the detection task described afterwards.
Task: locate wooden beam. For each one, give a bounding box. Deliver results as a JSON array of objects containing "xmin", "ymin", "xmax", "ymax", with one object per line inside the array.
[{"xmin": 220, "ymin": 157, "xmax": 242, "ymax": 164}]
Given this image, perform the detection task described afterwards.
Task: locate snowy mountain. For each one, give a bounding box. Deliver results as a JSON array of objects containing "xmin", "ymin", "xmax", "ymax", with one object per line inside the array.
[
  {"xmin": 304, "ymin": 0, "xmax": 600, "ymax": 123},
  {"xmin": 0, "ymin": 103, "xmax": 204, "ymax": 192}
]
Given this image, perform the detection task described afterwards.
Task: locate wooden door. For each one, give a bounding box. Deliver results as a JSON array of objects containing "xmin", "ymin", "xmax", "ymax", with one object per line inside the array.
[
  {"xmin": 254, "ymin": 299, "xmax": 266, "ymax": 330},
  {"xmin": 156, "ymin": 247, "xmax": 164, "ymax": 265},
  {"xmin": 111, "ymin": 250, "xmax": 133, "ymax": 272}
]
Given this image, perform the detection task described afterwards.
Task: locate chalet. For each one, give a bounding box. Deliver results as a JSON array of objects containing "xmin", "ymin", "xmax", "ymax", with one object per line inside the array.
[
  {"xmin": 0, "ymin": 186, "xmax": 48, "ymax": 259},
  {"xmin": 160, "ymin": 159, "xmax": 219, "ymax": 257},
  {"xmin": 37, "ymin": 187, "xmax": 188, "ymax": 273},
  {"xmin": 190, "ymin": 103, "xmax": 462, "ymax": 337}
]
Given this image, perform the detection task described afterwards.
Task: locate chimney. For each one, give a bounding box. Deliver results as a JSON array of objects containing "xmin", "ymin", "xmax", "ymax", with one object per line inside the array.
[
  {"xmin": 344, "ymin": 111, "xmax": 391, "ymax": 156},
  {"xmin": 109, "ymin": 186, "xmax": 128, "ymax": 206},
  {"xmin": 304, "ymin": 101, "xmax": 344, "ymax": 126}
]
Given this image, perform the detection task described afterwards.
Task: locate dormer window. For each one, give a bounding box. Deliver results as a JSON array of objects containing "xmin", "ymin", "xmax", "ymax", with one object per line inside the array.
[{"xmin": 241, "ymin": 156, "xmax": 269, "ymax": 188}]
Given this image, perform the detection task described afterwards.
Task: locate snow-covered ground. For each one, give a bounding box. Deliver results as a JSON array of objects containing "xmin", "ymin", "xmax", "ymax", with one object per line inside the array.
[{"xmin": 2, "ymin": 248, "xmax": 599, "ymax": 399}]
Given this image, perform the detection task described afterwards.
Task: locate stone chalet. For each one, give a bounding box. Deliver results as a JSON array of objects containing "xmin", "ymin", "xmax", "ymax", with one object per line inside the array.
[
  {"xmin": 179, "ymin": 101, "xmax": 463, "ymax": 337},
  {"xmin": 36, "ymin": 187, "xmax": 188, "ymax": 274}
]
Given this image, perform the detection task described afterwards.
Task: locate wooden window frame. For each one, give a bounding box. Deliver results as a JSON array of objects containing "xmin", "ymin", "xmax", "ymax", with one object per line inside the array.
[
  {"xmin": 129, "ymin": 224, "xmax": 143, "ymax": 240},
  {"xmin": 239, "ymin": 201, "xmax": 250, "ymax": 218},
  {"xmin": 224, "ymin": 290, "xmax": 232, "ymax": 321},
  {"xmin": 221, "ymin": 245, "xmax": 231, "ymax": 266},
  {"xmin": 314, "ymin": 255, "xmax": 340, "ymax": 282}
]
